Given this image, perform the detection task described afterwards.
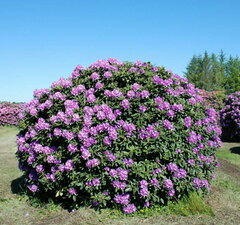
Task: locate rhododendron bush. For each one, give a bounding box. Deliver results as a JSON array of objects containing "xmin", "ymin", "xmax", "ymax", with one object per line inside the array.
[
  {"xmin": 0, "ymin": 102, "xmax": 21, "ymax": 126},
  {"xmin": 220, "ymin": 91, "xmax": 240, "ymax": 141},
  {"xmin": 16, "ymin": 59, "xmax": 221, "ymax": 214},
  {"xmin": 198, "ymin": 90, "xmax": 225, "ymax": 112}
]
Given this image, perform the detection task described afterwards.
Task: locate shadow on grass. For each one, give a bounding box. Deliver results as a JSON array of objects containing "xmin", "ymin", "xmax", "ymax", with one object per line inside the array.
[
  {"xmin": 11, "ymin": 175, "xmax": 26, "ymax": 195},
  {"xmin": 230, "ymin": 146, "xmax": 240, "ymax": 155},
  {"xmin": 11, "ymin": 175, "xmax": 74, "ymax": 211}
]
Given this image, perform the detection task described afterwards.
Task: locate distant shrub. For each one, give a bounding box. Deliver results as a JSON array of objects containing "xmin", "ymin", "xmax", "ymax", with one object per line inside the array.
[
  {"xmin": 0, "ymin": 102, "xmax": 22, "ymax": 126},
  {"xmin": 198, "ymin": 90, "xmax": 225, "ymax": 111},
  {"xmin": 16, "ymin": 59, "xmax": 221, "ymax": 214},
  {"xmin": 220, "ymin": 91, "xmax": 240, "ymax": 141}
]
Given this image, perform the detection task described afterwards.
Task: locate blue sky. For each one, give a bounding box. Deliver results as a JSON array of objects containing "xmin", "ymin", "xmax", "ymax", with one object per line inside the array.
[{"xmin": 0, "ymin": 0, "xmax": 240, "ymax": 102}]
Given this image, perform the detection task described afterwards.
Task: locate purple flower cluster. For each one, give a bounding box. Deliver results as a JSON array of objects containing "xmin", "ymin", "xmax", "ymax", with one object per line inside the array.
[
  {"xmin": 193, "ymin": 178, "xmax": 209, "ymax": 189},
  {"xmin": 138, "ymin": 124, "xmax": 159, "ymax": 139},
  {"xmin": 123, "ymin": 204, "xmax": 137, "ymax": 214},
  {"xmin": 139, "ymin": 180, "xmax": 149, "ymax": 197},
  {"xmin": 114, "ymin": 193, "xmax": 130, "ymax": 205}
]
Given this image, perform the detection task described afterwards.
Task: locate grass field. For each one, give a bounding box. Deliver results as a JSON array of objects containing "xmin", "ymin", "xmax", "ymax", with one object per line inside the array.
[{"xmin": 0, "ymin": 127, "xmax": 240, "ymax": 225}]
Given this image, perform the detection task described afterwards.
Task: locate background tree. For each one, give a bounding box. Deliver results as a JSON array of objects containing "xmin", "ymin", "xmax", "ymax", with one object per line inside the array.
[
  {"xmin": 225, "ymin": 56, "xmax": 240, "ymax": 94},
  {"xmin": 185, "ymin": 50, "xmax": 240, "ymax": 93}
]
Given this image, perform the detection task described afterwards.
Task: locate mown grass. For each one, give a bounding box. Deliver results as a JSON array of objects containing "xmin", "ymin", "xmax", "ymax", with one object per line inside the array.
[
  {"xmin": 216, "ymin": 142, "xmax": 240, "ymax": 167},
  {"xmin": 0, "ymin": 126, "xmax": 240, "ymax": 225}
]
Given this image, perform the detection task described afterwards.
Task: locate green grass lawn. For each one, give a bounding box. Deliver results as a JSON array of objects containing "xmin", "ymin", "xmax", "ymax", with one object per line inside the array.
[
  {"xmin": 0, "ymin": 126, "xmax": 240, "ymax": 225},
  {"xmin": 216, "ymin": 142, "xmax": 240, "ymax": 167}
]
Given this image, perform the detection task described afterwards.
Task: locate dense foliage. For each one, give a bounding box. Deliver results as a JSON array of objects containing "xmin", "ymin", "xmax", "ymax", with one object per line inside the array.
[
  {"xmin": 185, "ymin": 51, "xmax": 240, "ymax": 94},
  {"xmin": 220, "ymin": 91, "xmax": 240, "ymax": 141},
  {"xmin": 0, "ymin": 102, "xmax": 22, "ymax": 126},
  {"xmin": 16, "ymin": 59, "xmax": 221, "ymax": 214}
]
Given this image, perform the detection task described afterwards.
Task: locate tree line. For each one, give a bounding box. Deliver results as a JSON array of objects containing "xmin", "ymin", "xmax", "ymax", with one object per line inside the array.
[{"xmin": 184, "ymin": 51, "xmax": 240, "ymax": 94}]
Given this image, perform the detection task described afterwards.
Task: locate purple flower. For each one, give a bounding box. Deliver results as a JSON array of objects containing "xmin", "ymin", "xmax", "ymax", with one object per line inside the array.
[
  {"xmin": 104, "ymin": 71, "xmax": 112, "ymax": 78},
  {"xmin": 28, "ymin": 184, "xmax": 38, "ymax": 192},
  {"xmin": 193, "ymin": 178, "xmax": 202, "ymax": 189},
  {"xmin": 167, "ymin": 163, "xmax": 178, "ymax": 172},
  {"xmin": 150, "ymin": 178, "xmax": 160, "ymax": 187},
  {"xmin": 141, "ymin": 90, "xmax": 150, "ymax": 98},
  {"xmin": 112, "ymin": 89, "xmax": 123, "ymax": 98},
  {"xmin": 175, "ymin": 149, "xmax": 182, "ymax": 153},
  {"xmin": 139, "ymin": 105, "xmax": 147, "ymax": 112},
  {"xmin": 184, "ymin": 116, "xmax": 192, "ymax": 128},
  {"xmin": 87, "ymin": 94, "xmax": 96, "ymax": 103},
  {"xmin": 103, "ymin": 136, "xmax": 112, "ymax": 146},
  {"xmin": 167, "ymin": 110, "xmax": 175, "ymax": 118},
  {"xmin": 46, "ymin": 173, "xmax": 56, "ymax": 182},
  {"xmin": 154, "ymin": 96, "xmax": 163, "ymax": 104},
  {"xmin": 172, "ymin": 103, "xmax": 184, "ymax": 111},
  {"xmin": 62, "ymin": 130, "xmax": 75, "ymax": 140},
  {"xmin": 123, "ymin": 204, "xmax": 137, "ymax": 214},
  {"xmin": 132, "ymin": 83, "xmax": 141, "ymax": 91},
  {"xmin": 90, "ymin": 72, "xmax": 100, "ymax": 80},
  {"xmin": 67, "ymin": 144, "xmax": 78, "ymax": 153},
  {"xmin": 188, "ymin": 159, "xmax": 195, "ymax": 166},
  {"xmin": 109, "ymin": 169, "xmax": 118, "ymax": 177},
  {"xmin": 123, "ymin": 158, "xmax": 134, "ymax": 166},
  {"xmin": 34, "ymin": 118, "xmax": 50, "ymax": 131},
  {"xmin": 163, "ymin": 179, "xmax": 173, "ymax": 190},
  {"xmin": 65, "ymin": 160, "xmax": 74, "ymax": 171},
  {"xmin": 140, "ymin": 180, "xmax": 148, "ymax": 188},
  {"xmin": 144, "ymin": 201, "xmax": 150, "ymax": 208},
  {"xmin": 64, "ymin": 100, "xmax": 79, "ymax": 110},
  {"xmin": 112, "ymin": 180, "xmax": 126, "ymax": 189},
  {"xmin": 121, "ymin": 99, "xmax": 130, "ymax": 109},
  {"xmin": 95, "ymin": 82, "xmax": 104, "ymax": 89},
  {"xmin": 104, "ymin": 150, "xmax": 117, "ymax": 161},
  {"xmin": 127, "ymin": 90, "xmax": 135, "ymax": 99},
  {"xmin": 139, "ymin": 188, "xmax": 149, "ymax": 197},
  {"xmin": 92, "ymin": 201, "xmax": 100, "ymax": 207},
  {"xmin": 163, "ymin": 119, "xmax": 174, "ymax": 130},
  {"xmin": 128, "ymin": 67, "xmax": 136, "ymax": 72},
  {"xmin": 117, "ymin": 168, "xmax": 128, "ymax": 180},
  {"xmin": 168, "ymin": 189, "xmax": 175, "ymax": 197},
  {"xmin": 47, "ymin": 155, "xmax": 57, "ymax": 164},
  {"xmin": 36, "ymin": 164, "xmax": 44, "ymax": 173},
  {"xmin": 174, "ymin": 168, "xmax": 187, "ymax": 179},
  {"xmin": 91, "ymin": 178, "xmax": 100, "ymax": 186},
  {"xmin": 58, "ymin": 164, "xmax": 65, "ymax": 172},
  {"xmin": 85, "ymin": 158, "xmax": 100, "ymax": 168},
  {"xmin": 152, "ymin": 168, "xmax": 162, "ymax": 175},
  {"xmin": 114, "ymin": 194, "xmax": 130, "ymax": 205},
  {"xmin": 96, "ymin": 111, "xmax": 106, "ymax": 120},
  {"xmin": 68, "ymin": 188, "xmax": 77, "ymax": 195}
]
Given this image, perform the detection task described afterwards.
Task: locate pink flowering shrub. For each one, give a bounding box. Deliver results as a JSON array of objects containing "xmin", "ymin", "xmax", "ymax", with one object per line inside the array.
[
  {"xmin": 0, "ymin": 102, "xmax": 22, "ymax": 126},
  {"xmin": 220, "ymin": 91, "xmax": 240, "ymax": 141},
  {"xmin": 198, "ymin": 90, "xmax": 225, "ymax": 112},
  {"xmin": 16, "ymin": 59, "xmax": 221, "ymax": 214}
]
